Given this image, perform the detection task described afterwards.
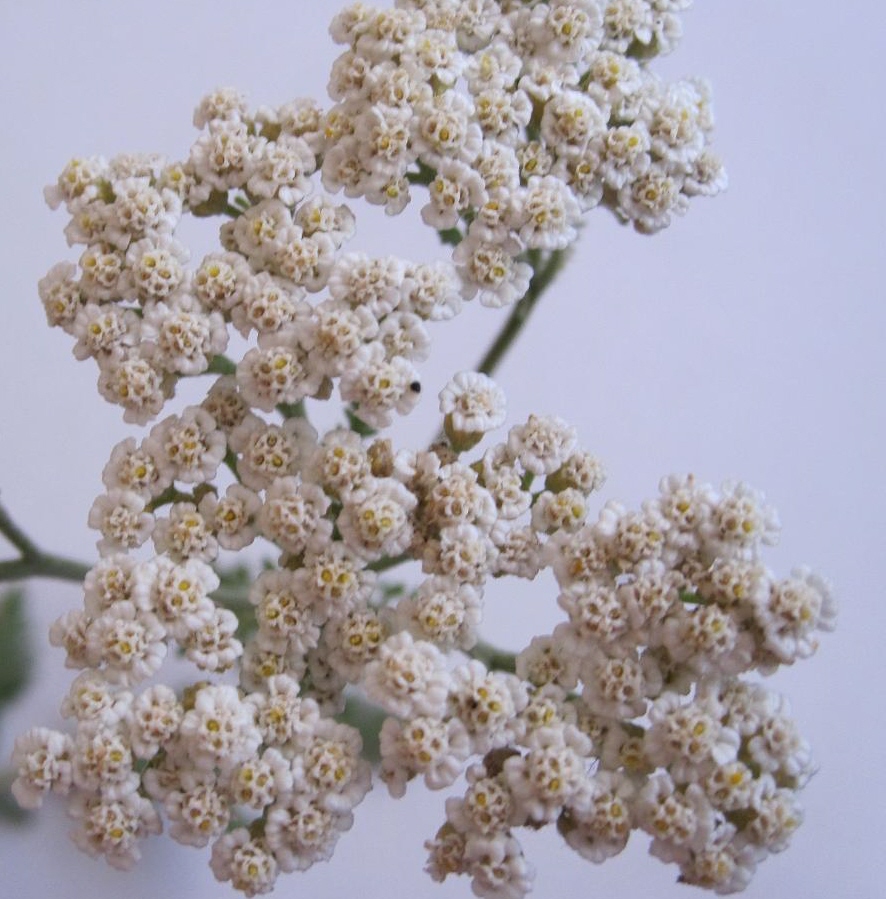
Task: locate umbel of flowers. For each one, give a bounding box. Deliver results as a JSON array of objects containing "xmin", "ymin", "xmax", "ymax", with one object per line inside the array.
[{"xmin": 9, "ymin": 1, "xmax": 834, "ymax": 897}]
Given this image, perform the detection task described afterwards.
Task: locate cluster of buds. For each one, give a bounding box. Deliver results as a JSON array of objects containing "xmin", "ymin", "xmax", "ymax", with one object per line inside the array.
[{"xmin": 10, "ymin": 1, "xmax": 833, "ymax": 896}]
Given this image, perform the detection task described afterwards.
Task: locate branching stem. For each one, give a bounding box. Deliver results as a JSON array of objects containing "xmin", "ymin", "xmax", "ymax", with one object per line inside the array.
[{"xmin": 0, "ymin": 502, "xmax": 90, "ymax": 585}]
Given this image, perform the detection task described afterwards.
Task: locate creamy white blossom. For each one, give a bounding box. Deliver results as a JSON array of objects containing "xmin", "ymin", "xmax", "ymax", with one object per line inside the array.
[{"xmin": 14, "ymin": 5, "xmax": 833, "ymax": 898}]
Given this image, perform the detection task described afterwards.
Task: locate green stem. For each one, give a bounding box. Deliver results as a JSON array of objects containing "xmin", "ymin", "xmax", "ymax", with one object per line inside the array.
[
  {"xmin": 206, "ymin": 354, "xmax": 237, "ymax": 376},
  {"xmin": 337, "ymin": 694, "xmax": 386, "ymax": 763},
  {"xmin": 345, "ymin": 406, "xmax": 377, "ymax": 438},
  {"xmin": 146, "ymin": 486, "xmax": 195, "ymax": 514},
  {"xmin": 0, "ymin": 768, "xmax": 30, "ymax": 822},
  {"xmin": 367, "ymin": 552, "xmax": 411, "ymax": 574},
  {"xmin": 470, "ymin": 639, "xmax": 517, "ymax": 674},
  {"xmin": 431, "ymin": 248, "xmax": 570, "ymax": 448},
  {"xmin": 223, "ymin": 448, "xmax": 241, "ymax": 482},
  {"xmin": 210, "ymin": 583, "xmax": 255, "ymax": 607},
  {"xmin": 0, "ymin": 503, "xmax": 38, "ymax": 558},
  {"xmin": 0, "ymin": 501, "xmax": 91, "ymax": 585},
  {"xmin": 276, "ymin": 400, "xmax": 306, "ymax": 420},
  {"xmin": 474, "ymin": 247, "xmax": 569, "ymax": 378},
  {"xmin": 0, "ymin": 553, "xmax": 90, "ymax": 585}
]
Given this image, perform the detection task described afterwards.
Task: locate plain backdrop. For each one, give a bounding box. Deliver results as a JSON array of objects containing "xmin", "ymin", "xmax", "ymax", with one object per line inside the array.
[{"xmin": 0, "ymin": 2, "xmax": 883, "ymax": 898}]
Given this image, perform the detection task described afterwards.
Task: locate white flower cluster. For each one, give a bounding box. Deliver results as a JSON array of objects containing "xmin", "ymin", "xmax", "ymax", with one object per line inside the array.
[
  {"xmin": 38, "ymin": 0, "xmax": 723, "ymax": 430},
  {"xmin": 11, "ymin": 2, "xmax": 831, "ymax": 897},
  {"xmin": 12, "ymin": 372, "xmax": 834, "ymax": 894},
  {"xmin": 425, "ymin": 473, "xmax": 836, "ymax": 896},
  {"xmin": 323, "ymin": 0, "xmax": 724, "ymax": 237}
]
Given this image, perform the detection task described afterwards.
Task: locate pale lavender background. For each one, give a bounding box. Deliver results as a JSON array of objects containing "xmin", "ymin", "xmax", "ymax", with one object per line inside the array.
[{"xmin": 0, "ymin": 1, "xmax": 882, "ymax": 897}]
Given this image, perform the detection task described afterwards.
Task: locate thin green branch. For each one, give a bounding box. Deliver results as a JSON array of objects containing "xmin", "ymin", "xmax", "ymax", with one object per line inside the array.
[
  {"xmin": 470, "ymin": 639, "xmax": 517, "ymax": 674},
  {"xmin": 190, "ymin": 190, "xmax": 242, "ymax": 219},
  {"xmin": 0, "ymin": 501, "xmax": 90, "ymax": 585},
  {"xmin": 430, "ymin": 248, "xmax": 570, "ymax": 448},
  {"xmin": 416, "ymin": 249, "xmax": 571, "ymax": 677},
  {"xmin": 345, "ymin": 406, "xmax": 377, "ymax": 438},
  {"xmin": 0, "ymin": 553, "xmax": 90, "ymax": 585},
  {"xmin": 206, "ymin": 354, "xmax": 237, "ymax": 376},
  {"xmin": 276, "ymin": 400, "xmax": 306, "ymax": 420},
  {"xmin": 210, "ymin": 583, "xmax": 255, "ymax": 607},
  {"xmin": 474, "ymin": 247, "xmax": 570, "ymax": 378},
  {"xmin": 0, "ymin": 503, "xmax": 39, "ymax": 558},
  {"xmin": 0, "ymin": 768, "xmax": 30, "ymax": 822},
  {"xmin": 337, "ymin": 694, "xmax": 386, "ymax": 763},
  {"xmin": 223, "ymin": 448, "xmax": 241, "ymax": 482},
  {"xmin": 146, "ymin": 486, "xmax": 195, "ymax": 513},
  {"xmin": 367, "ymin": 552, "xmax": 411, "ymax": 574}
]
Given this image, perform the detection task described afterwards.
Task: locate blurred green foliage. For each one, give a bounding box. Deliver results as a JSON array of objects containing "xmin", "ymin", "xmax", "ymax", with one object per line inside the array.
[{"xmin": 0, "ymin": 588, "xmax": 32, "ymax": 822}]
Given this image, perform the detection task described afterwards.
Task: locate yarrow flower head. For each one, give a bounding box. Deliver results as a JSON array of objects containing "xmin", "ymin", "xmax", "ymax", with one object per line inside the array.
[
  {"xmin": 440, "ymin": 371, "xmax": 507, "ymax": 450},
  {"xmin": 9, "ymin": 3, "xmax": 834, "ymax": 899}
]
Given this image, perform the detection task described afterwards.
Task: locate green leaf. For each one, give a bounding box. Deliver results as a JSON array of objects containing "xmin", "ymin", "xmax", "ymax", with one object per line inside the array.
[
  {"xmin": 470, "ymin": 639, "xmax": 517, "ymax": 674},
  {"xmin": 190, "ymin": 189, "xmax": 233, "ymax": 218},
  {"xmin": 337, "ymin": 694, "xmax": 386, "ymax": 764},
  {"xmin": 345, "ymin": 407, "xmax": 377, "ymax": 438},
  {"xmin": 96, "ymin": 179, "xmax": 116, "ymax": 204},
  {"xmin": 0, "ymin": 769, "xmax": 29, "ymax": 823},
  {"xmin": 376, "ymin": 580, "xmax": 407, "ymax": 606},
  {"xmin": 437, "ymin": 227, "xmax": 463, "ymax": 247},
  {"xmin": 210, "ymin": 564, "xmax": 257, "ymax": 639},
  {"xmin": 223, "ymin": 448, "xmax": 240, "ymax": 481},
  {"xmin": 405, "ymin": 161, "xmax": 437, "ymax": 187},
  {"xmin": 626, "ymin": 34, "xmax": 661, "ymax": 62},
  {"xmin": 679, "ymin": 590, "xmax": 712, "ymax": 606},
  {"xmin": 276, "ymin": 400, "xmax": 306, "ymax": 420},
  {"xmin": 206, "ymin": 354, "xmax": 237, "ymax": 376},
  {"xmin": 0, "ymin": 589, "xmax": 31, "ymax": 706}
]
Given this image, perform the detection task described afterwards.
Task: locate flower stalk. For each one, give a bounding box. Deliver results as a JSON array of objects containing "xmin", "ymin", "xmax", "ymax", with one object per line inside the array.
[{"xmin": 0, "ymin": 502, "xmax": 89, "ymax": 585}]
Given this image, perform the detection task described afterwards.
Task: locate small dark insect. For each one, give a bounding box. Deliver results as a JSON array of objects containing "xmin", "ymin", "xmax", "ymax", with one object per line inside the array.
[{"xmin": 409, "ymin": 381, "xmax": 421, "ymax": 393}]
